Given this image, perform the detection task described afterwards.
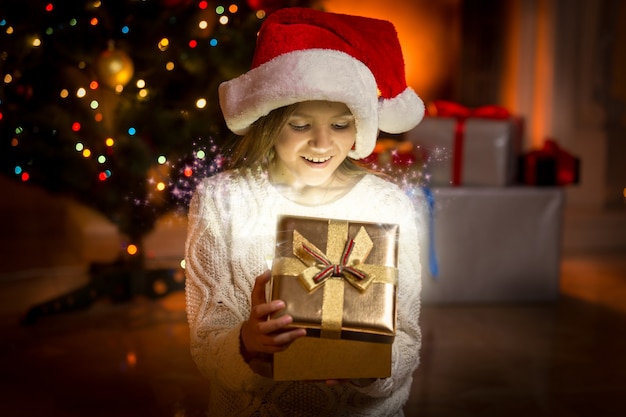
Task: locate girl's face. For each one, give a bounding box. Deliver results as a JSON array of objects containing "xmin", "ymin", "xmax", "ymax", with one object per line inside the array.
[{"xmin": 271, "ymin": 101, "xmax": 356, "ymax": 190}]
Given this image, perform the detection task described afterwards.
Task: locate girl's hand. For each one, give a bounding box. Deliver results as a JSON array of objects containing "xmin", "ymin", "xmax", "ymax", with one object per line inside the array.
[{"xmin": 240, "ymin": 271, "xmax": 306, "ymax": 361}]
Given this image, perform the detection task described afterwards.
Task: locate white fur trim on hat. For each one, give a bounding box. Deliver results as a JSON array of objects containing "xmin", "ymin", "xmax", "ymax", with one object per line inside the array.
[
  {"xmin": 379, "ymin": 87, "xmax": 425, "ymax": 133},
  {"xmin": 219, "ymin": 49, "xmax": 380, "ymax": 159}
]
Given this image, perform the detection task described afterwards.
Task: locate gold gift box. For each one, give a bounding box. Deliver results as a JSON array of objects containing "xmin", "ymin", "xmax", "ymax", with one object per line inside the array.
[{"xmin": 270, "ymin": 215, "xmax": 399, "ymax": 381}]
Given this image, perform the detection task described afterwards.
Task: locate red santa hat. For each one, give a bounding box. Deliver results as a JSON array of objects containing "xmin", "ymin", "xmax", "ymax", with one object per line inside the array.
[{"xmin": 218, "ymin": 7, "xmax": 425, "ymax": 159}]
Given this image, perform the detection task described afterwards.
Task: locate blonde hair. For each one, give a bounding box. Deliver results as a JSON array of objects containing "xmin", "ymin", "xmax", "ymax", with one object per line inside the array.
[{"xmin": 225, "ymin": 103, "xmax": 376, "ymax": 178}]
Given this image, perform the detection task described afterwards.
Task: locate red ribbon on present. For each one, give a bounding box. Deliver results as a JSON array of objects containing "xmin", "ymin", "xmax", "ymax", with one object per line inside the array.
[{"xmin": 427, "ymin": 100, "xmax": 512, "ymax": 185}]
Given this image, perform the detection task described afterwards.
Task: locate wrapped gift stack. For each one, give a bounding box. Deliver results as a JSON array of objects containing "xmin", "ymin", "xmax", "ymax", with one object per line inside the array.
[{"xmin": 366, "ymin": 100, "xmax": 580, "ymax": 303}]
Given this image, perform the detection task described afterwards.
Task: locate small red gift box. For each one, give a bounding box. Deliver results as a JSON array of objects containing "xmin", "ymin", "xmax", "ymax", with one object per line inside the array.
[{"xmin": 517, "ymin": 139, "xmax": 580, "ymax": 186}]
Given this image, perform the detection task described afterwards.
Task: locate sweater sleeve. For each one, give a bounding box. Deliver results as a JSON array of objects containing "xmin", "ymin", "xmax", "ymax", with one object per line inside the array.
[
  {"xmin": 184, "ymin": 178, "xmax": 268, "ymax": 392},
  {"xmin": 350, "ymin": 184, "xmax": 423, "ymax": 400}
]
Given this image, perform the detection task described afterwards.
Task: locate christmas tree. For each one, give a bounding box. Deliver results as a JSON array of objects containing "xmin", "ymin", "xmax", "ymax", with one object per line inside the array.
[
  {"xmin": 1, "ymin": 0, "xmax": 321, "ymax": 249},
  {"xmin": 0, "ymin": 0, "xmax": 318, "ymax": 320}
]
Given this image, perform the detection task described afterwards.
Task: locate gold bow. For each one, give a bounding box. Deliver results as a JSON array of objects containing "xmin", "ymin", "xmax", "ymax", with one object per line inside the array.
[{"xmin": 293, "ymin": 224, "xmax": 374, "ymax": 292}]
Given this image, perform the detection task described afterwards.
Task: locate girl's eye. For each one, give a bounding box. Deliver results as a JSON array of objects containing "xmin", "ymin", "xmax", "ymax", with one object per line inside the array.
[
  {"xmin": 288, "ymin": 123, "xmax": 309, "ymax": 131},
  {"xmin": 332, "ymin": 123, "xmax": 349, "ymax": 130}
]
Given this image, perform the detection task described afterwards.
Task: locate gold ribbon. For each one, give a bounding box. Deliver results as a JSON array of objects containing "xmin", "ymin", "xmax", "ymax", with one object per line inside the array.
[{"xmin": 272, "ymin": 219, "xmax": 397, "ymax": 339}]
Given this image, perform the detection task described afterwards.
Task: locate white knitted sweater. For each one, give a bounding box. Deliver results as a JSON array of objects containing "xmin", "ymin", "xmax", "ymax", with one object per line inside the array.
[{"xmin": 185, "ymin": 167, "xmax": 422, "ymax": 417}]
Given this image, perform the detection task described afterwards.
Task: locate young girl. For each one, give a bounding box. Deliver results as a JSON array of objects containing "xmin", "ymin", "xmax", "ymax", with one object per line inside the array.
[{"xmin": 185, "ymin": 7, "xmax": 425, "ymax": 416}]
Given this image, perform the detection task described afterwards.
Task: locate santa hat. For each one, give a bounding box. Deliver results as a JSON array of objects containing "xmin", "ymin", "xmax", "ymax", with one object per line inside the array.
[{"xmin": 218, "ymin": 7, "xmax": 425, "ymax": 159}]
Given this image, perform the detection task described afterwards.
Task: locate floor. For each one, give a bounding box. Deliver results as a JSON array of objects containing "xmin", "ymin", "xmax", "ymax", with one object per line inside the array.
[{"xmin": 1, "ymin": 241, "xmax": 625, "ymax": 416}]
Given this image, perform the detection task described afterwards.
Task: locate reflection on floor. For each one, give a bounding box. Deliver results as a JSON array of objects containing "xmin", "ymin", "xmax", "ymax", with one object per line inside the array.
[{"xmin": 1, "ymin": 251, "xmax": 625, "ymax": 417}]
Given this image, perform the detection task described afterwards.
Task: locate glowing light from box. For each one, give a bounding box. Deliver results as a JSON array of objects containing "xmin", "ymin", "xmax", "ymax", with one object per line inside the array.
[{"xmin": 127, "ymin": 244, "xmax": 138, "ymax": 255}]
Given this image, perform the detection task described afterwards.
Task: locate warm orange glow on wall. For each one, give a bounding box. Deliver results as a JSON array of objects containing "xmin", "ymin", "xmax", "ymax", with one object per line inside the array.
[
  {"xmin": 531, "ymin": 0, "xmax": 554, "ymax": 150},
  {"xmin": 322, "ymin": 0, "xmax": 461, "ymax": 103},
  {"xmin": 501, "ymin": 0, "xmax": 556, "ymax": 150}
]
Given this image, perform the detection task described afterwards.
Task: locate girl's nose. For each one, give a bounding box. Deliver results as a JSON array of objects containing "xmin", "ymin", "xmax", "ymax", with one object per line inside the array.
[{"xmin": 308, "ymin": 127, "xmax": 333, "ymax": 150}]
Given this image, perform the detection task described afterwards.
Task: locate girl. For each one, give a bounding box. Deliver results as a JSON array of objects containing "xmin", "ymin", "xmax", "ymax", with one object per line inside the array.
[{"xmin": 185, "ymin": 7, "xmax": 425, "ymax": 416}]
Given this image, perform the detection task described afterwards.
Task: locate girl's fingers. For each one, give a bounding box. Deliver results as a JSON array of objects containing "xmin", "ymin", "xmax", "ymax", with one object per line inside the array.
[
  {"xmin": 259, "ymin": 328, "xmax": 307, "ymax": 352},
  {"xmin": 256, "ymin": 311, "xmax": 292, "ymax": 332},
  {"xmin": 250, "ymin": 270, "xmax": 271, "ymax": 307},
  {"xmin": 243, "ymin": 270, "xmax": 307, "ymax": 355},
  {"xmin": 250, "ymin": 299, "xmax": 286, "ymax": 320},
  {"xmin": 271, "ymin": 327, "xmax": 307, "ymax": 345}
]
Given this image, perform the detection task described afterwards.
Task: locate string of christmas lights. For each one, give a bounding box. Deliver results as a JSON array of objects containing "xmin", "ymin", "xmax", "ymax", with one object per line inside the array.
[{"xmin": 0, "ymin": 0, "xmax": 278, "ymax": 252}]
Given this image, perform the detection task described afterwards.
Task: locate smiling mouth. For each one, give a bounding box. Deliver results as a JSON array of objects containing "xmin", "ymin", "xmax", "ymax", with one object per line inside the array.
[{"xmin": 302, "ymin": 155, "xmax": 332, "ymax": 163}]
